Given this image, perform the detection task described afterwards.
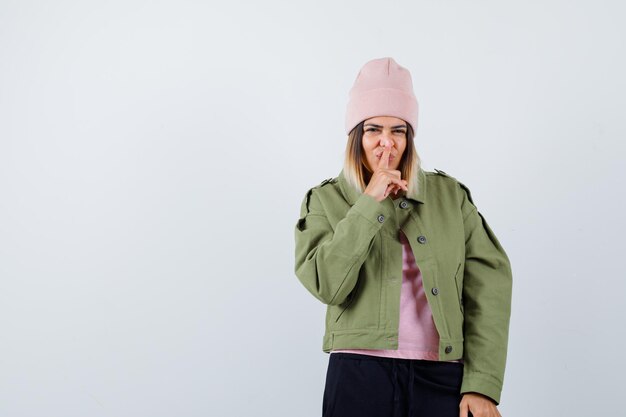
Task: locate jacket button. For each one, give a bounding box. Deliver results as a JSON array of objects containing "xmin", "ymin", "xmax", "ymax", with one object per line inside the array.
[
  {"xmin": 431, "ymin": 287, "xmax": 439, "ymax": 295},
  {"xmin": 399, "ymin": 200, "xmax": 408, "ymax": 209},
  {"xmin": 417, "ymin": 235, "xmax": 427, "ymax": 244},
  {"xmin": 445, "ymin": 345, "xmax": 453, "ymax": 354},
  {"xmin": 377, "ymin": 214, "xmax": 385, "ymax": 223}
]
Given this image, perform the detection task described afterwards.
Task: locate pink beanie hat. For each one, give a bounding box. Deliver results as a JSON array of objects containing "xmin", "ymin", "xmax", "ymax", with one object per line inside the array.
[{"xmin": 345, "ymin": 57, "xmax": 419, "ymax": 135}]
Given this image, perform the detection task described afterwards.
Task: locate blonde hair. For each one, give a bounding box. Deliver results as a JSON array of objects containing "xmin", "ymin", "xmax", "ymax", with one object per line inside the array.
[{"xmin": 342, "ymin": 120, "xmax": 421, "ymax": 196}]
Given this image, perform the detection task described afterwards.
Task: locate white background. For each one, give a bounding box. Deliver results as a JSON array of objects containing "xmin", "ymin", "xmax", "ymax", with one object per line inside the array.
[{"xmin": 1, "ymin": 1, "xmax": 624, "ymax": 416}]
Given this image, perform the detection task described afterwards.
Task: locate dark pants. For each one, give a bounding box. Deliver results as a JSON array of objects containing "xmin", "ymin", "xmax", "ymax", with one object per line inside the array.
[{"xmin": 323, "ymin": 352, "xmax": 469, "ymax": 417}]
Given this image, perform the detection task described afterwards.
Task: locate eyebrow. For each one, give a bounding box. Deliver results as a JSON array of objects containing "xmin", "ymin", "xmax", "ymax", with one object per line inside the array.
[{"xmin": 364, "ymin": 124, "xmax": 407, "ymax": 129}]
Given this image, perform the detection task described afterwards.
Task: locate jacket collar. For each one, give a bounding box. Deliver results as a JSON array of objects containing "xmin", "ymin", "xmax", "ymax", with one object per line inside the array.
[{"xmin": 336, "ymin": 167, "xmax": 427, "ymax": 205}]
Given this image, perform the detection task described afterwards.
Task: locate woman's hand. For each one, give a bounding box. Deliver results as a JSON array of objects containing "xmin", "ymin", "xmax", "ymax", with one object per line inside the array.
[
  {"xmin": 460, "ymin": 392, "xmax": 502, "ymax": 417},
  {"xmin": 363, "ymin": 141, "xmax": 408, "ymax": 202}
]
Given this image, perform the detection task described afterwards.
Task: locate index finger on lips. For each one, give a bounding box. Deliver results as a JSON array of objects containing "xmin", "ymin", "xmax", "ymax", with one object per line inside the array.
[{"xmin": 377, "ymin": 143, "xmax": 391, "ymax": 170}]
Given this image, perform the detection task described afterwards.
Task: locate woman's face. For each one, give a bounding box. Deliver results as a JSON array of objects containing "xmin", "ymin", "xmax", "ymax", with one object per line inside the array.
[{"xmin": 361, "ymin": 116, "xmax": 408, "ymax": 173}]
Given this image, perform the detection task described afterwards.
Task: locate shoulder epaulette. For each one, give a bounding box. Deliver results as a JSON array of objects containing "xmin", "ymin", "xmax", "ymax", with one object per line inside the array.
[
  {"xmin": 457, "ymin": 180, "xmax": 475, "ymax": 205},
  {"xmin": 434, "ymin": 168, "xmax": 475, "ymax": 204},
  {"xmin": 434, "ymin": 168, "xmax": 451, "ymax": 177},
  {"xmin": 319, "ymin": 177, "xmax": 336, "ymax": 187},
  {"xmin": 302, "ymin": 177, "xmax": 336, "ymax": 216}
]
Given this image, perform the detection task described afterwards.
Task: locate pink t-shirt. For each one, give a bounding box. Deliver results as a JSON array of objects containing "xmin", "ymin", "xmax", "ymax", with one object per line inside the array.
[{"xmin": 332, "ymin": 230, "xmax": 463, "ymax": 363}]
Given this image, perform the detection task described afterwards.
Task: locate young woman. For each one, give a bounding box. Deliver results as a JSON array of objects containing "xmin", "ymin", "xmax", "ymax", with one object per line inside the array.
[{"xmin": 294, "ymin": 57, "xmax": 512, "ymax": 417}]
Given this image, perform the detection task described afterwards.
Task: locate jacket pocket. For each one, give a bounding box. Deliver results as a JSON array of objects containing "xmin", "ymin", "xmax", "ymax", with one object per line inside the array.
[
  {"xmin": 453, "ymin": 262, "xmax": 464, "ymax": 314},
  {"xmin": 334, "ymin": 277, "xmax": 362, "ymax": 323}
]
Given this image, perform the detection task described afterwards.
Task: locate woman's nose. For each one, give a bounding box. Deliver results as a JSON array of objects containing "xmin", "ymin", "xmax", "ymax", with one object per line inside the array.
[{"xmin": 380, "ymin": 138, "xmax": 393, "ymax": 148}]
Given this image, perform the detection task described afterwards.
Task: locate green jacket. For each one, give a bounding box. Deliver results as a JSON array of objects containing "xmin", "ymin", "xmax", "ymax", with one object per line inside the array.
[{"xmin": 293, "ymin": 167, "xmax": 512, "ymax": 405}]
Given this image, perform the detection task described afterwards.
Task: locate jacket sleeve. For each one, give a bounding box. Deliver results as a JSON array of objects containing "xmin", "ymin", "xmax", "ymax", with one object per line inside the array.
[
  {"xmin": 294, "ymin": 187, "xmax": 387, "ymax": 306},
  {"xmin": 457, "ymin": 181, "xmax": 513, "ymax": 406}
]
